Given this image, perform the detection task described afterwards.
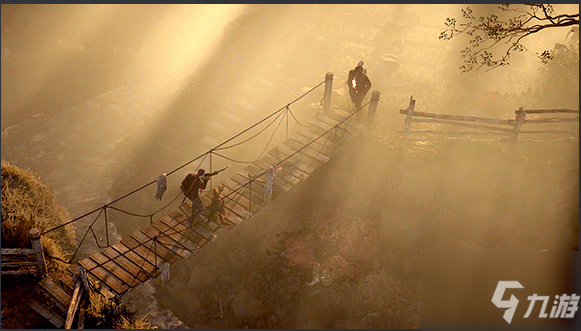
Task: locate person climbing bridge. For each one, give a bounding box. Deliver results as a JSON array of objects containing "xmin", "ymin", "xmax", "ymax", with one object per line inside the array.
[{"xmin": 347, "ymin": 61, "xmax": 372, "ymax": 109}]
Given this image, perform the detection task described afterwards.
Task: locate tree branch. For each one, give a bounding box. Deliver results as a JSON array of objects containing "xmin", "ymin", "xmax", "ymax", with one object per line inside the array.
[{"xmin": 442, "ymin": 4, "xmax": 579, "ymax": 71}]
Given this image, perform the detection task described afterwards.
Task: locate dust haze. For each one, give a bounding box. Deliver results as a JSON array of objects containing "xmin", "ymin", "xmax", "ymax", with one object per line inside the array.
[{"xmin": 1, "ymin": 4, "xmax": 578, "ymax": 328}]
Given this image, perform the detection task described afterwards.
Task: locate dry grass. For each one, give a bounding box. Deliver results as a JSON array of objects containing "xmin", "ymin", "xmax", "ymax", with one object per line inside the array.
[
  {"xmin": 1, "ymin": 159, "xmax": 76, "ymax": 276},
  {"xmin": 1, "ymin": 160, "xmax": 155, "ymax": 328}
]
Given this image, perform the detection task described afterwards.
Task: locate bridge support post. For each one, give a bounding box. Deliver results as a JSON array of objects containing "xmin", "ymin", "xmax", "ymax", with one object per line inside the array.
[
  {"xmin": 29, "ymin": 228, "xmax": 47, "ymax": 277},
  {"xmin": 367, "ymin": 90, "xmax": 380, "ymax": 127},
  {"xmin": 322, "ymin": 72, "xmax": 333, "ymax": 114}
]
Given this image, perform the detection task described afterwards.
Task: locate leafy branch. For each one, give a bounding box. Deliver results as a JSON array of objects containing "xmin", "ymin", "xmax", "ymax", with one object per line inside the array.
[{"xmin": 440, "ymin": 4, "xmax": 579, "ymax": 72}]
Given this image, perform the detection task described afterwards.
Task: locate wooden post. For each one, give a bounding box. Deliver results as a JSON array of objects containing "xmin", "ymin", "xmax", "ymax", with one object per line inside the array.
[
  {"xmin": 511, "ymin": 107, "xmax": 526, "ymax": 145},
  {"xmin": 65, "ymin": 277, "xmax": 82, "ymax": 329},
  {"xmin": 78, "ymin": 265, "xmax": 89, "ymax": 294},
  {"xmin": 29, "ymin": 228, "xmax": 47, "ymax": 277},
  {"xmin": 322, "ymin": 72, "xmax": 333, "ymax": 114},
  {"xmin": 404, "ymin": 95, "xmax": 416, "ymax": 134},
  {"xmin": 367, "ymin": 90, "xmax": 380, "ymax": 127}
]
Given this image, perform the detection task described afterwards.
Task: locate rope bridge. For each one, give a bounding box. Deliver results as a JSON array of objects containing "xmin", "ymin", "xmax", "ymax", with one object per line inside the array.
[{"xmin": 39, "ymin": 73, "xmax": 379, "ymax": 298}]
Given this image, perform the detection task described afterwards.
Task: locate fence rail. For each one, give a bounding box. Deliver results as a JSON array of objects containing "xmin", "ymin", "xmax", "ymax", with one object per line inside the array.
[
  {"xmin": 1, "ymin": 228, "xmax": 47, "ymax": 276},
  {"xmin": 399, "ymin": 96, "xmax": 579, "ymax": 144}
]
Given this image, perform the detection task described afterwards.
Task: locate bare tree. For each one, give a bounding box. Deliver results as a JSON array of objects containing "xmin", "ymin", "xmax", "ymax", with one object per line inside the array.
[{"xmin": 440, "ymin": 4, "xmax": 579, "ymax": 72}]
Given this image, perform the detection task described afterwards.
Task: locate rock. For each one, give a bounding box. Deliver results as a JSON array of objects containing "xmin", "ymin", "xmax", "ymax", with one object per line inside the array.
[
  {"xmin": 188, "ymin": 265, "xmax": 215, "ymax": 291},
  {"xmin": 232, "ymin": 289, "xmax": 268, "ymax": 321}
]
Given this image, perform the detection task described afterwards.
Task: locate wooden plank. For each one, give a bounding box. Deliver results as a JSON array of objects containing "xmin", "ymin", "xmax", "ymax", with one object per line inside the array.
[
  {"xmin": 22, "ymin": 293, "xmax": 65, "ymax": 328},
  {"xmin": 519, "ymin": 129, "xmax": 579, "ymax": 134},
  {"xmin": 129, "ymin": 231, "xmax": 179, "ymax": 264},
  {"xmin": 232, "ymin": 172, "xmax": 281, "ymax": 199},
  {"xmin": 402, "ymin": 130, "xmax": 510, "ymax": 136},
  {"xmin": 523, "ymin": 117, "xmax": 579, "ymax": 123},
  {"xmin": 261, "ymin": 147, "xmax": 316, "ymax": 177},
  {"xmin": 1, "ymin": 261, "xmax": 37, "ymax": 268},
  {"xmin": 78, "ymin": 258, "xmax": 129, "ymax": 296},
  {"xmin": 411, "ymin": 118, "xmax": 514, "ymax": 132},
  {"xmin": 399, "ymin": 108, "xmax": 513, "ymax": 126},
  {"xmin": 111, "ymin": 243, "xmax": 160, "ymax": 276},
  {"xmin": 1, "ymin": 269, "xmax": 38, "ymax": 275},
  {"xmin": 151, "ymin": 219, "xmax": 199, "ymax": 251},
  {"xmin": 308, "ymin": 119, "xmax": 335, "ymax": 136},
  {"xmin": 182, "ymin": 199, "xmax": 211, "ymax": 218},
  {"xmin": 519, "ymin": 109, "xmax": 579, "ymax": 114},
  {"xmin": 221, "ymin": 178, "xmax": 263, "ymax": 204},
  {"xmin": 291, "ymin": 133, "xmax": 338, "ymax": 155},
  {"xmin": 252, "ymin": 155, "xmax": 276, "ymax": 171},
  {"xmin": 207, "ymin": 184, "xmax": 261, "ymax": 214},
  {"xmin": 284, "ymin": 137, "xmax": 333, "ymax": 160},
  {"xmin": 317, "ymin": 113, "xmax": 365, "ymax": 133},
  {"xmin": 65, "ymin": 282, "xmax": 82, "ymax": 329},
  {"xmin": 121, "ymin": 235, "xmax": 169, "ymax": 265},
  {"xmin": 191, "ymin": 223, "xmax": 214, "ymax": 241},
  {"xmin": 178, "ymin": 202, "xmax": 192, "ymax": 217},
  {"xmin": 275, "ymin": 143, "xmax": 328, "ymax": 166},
  {"xmin": 297, "ymin": 125, "xmax": 349, "ymax": 147},
  {"xmin": 88, "ymin": 252, "xmax": 139, "ymax": 287},
  {"xmin": 220, "ymin": 194, "xmax": 251, "ymax": 220},
  {"xmin": 1, "ymin": 248, "xmax": 34, "ymax": 255},
  {"xmin": 161, "ymin": 215, "xmax": 207, "ymax": 247},
  {"xmin": 140, "ymin": 227, "xmax": 191, "ymax": 259},
  {"xmin": 239, "ymin": 169, "xmax": 291, "ymax": 192},
  {"xmin": 37, "ymin": 275, "xmax": 72, "ymax": 310},
  {"xmin": 101, "ymin": 247, "xmax": 150, "ymax": 282}
]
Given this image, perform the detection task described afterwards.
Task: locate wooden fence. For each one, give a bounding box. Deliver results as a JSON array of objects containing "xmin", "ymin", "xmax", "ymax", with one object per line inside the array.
[
  {"xmin": 399, "ymin": 96, "xmax": 579, "ymax": 144},
  {"xmin": 1, "ymin": 228, "xmax": 90, "ymax": 328},
  {"xmin": 1, "ymin": 228, "xmax": 48, "ymax": 276}
]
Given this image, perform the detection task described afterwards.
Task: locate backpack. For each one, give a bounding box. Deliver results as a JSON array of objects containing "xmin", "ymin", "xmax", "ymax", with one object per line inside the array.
[{"xmin": 181, "ymin": 173, "xmax": 198, "ymax": 197}]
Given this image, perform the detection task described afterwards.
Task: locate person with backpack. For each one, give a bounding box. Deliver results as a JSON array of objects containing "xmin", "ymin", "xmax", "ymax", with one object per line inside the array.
[{"xmin": 181, "ymin": 169, "xmax": 210, "ymax": 222}]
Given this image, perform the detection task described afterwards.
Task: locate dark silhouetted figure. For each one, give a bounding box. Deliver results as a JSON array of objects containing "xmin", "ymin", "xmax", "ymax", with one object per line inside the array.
[
  {"xmin": 181, "ymin": 168, "xmax": 210, "ymax": 222},
  {"xmin": 347, "ymin": 61, "xmax": 372, "ymax": 109}
]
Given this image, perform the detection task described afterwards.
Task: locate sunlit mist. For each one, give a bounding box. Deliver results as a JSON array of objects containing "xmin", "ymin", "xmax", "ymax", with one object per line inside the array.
[{"xmin": 1, "ymin": 4, "xmax": 578, "ymax": 329}]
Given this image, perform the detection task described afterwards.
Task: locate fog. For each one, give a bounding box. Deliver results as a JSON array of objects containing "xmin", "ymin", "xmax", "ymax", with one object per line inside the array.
[{"xmin": 1, "ymin": 4, "xmax": 578, "ymax": 328}]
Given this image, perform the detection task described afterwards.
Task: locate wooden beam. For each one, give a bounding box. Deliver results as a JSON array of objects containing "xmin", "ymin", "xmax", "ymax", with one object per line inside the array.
[
  {"xmin": 65, "ymin": 281, "xmax": 82, "ymax": 329},
  {"xmin": 399, "ymin": 108, "xmax": 513, "ymax": 126},
  {"xmin": 1, "ymin": 261, "xmax": 37, "ymax": 268},
  {"xmin": 22, "ymin": 293, "xmax": 65, "ymax": 328},
  {"xmin": 1, "ymin": 269, "xmax": 38, "ymax": 275},
  {"xmin": 411, "ymin": 118, "xmax": 513, "ymax": 132},
  {"xmin": 519, "ymin": 109, "xmax": 578, "ymax": 114},
  {"xmin": 1, "ymin": 248, "xmax": 34, "ymax": 255},
  {"xmin": 523, "ymin": 117, "xmax": 579, "ymax": 124}
]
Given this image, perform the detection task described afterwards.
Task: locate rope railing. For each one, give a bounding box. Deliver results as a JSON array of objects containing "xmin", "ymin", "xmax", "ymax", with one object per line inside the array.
[
  {"xmin": 73, "ymin": 99, "xmax": 369, "ymax": 291},
  {"xmin": 41, "ymin": 79, "xmax": 325, "ymax": 237},
  {"xmin": 150, "ymin": 100, "xmax": 371, "ymax": 243},
  {"xmin": 41, "ymin": 78, "xmax": 328, "ymax": 271}
]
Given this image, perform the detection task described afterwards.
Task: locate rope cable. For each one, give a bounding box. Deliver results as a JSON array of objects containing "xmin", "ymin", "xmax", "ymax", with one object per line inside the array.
[
  {"xmin": 214, "ymin": 109, "xmax": 286, "ymax": 151},
  {"xmin": 42, "ymin": 79, "xmax": 330, "ymax": 269}
]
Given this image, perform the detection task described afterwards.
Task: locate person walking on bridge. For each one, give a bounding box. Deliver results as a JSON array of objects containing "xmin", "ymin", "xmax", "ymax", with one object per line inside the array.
[
  {"xmin": 181, "ymin": 169, "xmax": 210, "ymax": 223},
  {"xmin": 347, "ymin": 61, "xmax": 372, "ymax": 109}
]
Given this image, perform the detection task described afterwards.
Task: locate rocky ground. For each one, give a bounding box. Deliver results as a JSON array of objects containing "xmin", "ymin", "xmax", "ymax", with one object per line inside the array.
[{"xmin": 151, "ymin": 125, "xmax": 578, "ymax": 328}]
